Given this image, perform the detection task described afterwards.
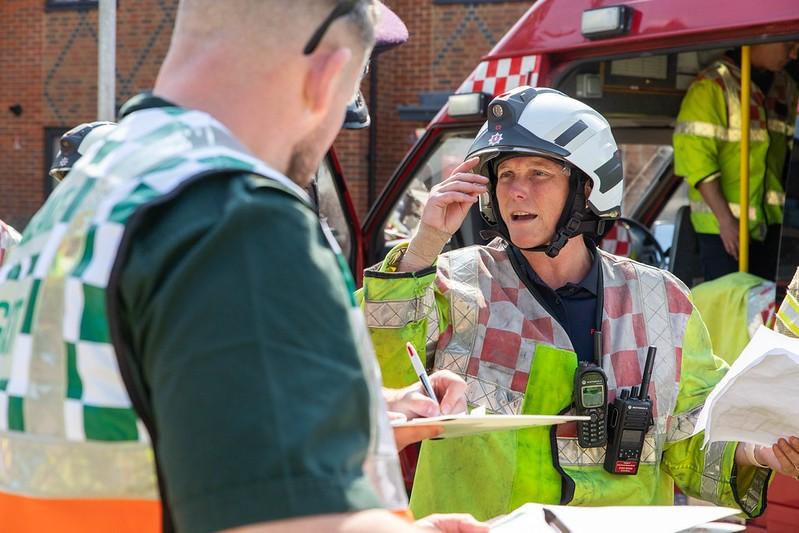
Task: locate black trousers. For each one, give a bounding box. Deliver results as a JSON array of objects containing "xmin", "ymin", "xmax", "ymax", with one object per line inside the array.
[{"xmin": 696, "ymin": 225, "xmax": 780, "ymax": 282}]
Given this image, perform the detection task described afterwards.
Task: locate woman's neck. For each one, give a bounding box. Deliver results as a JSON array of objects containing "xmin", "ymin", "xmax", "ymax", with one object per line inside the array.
[{"xmin": 521, "ymin": 236, "xmax": 592, "ymax": 289}]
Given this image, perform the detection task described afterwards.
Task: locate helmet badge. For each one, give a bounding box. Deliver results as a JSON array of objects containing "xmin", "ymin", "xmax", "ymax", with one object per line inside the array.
[{"xmin": 488, "ymin": 132, "xmax": 504, "ymax": 146}]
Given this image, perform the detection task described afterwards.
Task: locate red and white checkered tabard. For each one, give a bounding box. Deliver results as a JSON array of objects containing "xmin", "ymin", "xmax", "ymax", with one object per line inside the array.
[
  {"xmin": 599, "ymin": 220, "xmax": 632, "ymax": 258},
  {"xmin": 456, "ymin": 55, "xmax": 540, "ymax": 96},
  {"xmin": 747, "ymin": 280, "xmax": 777, "ymax": 334},
  {"xmin": 430, "ymin": 240, "xmax": 694, "ymax": 432}
]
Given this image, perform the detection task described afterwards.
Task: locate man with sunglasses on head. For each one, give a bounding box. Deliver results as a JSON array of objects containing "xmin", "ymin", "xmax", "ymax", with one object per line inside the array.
[{"xmin": 0, "ymin": 2, "xmax": 484, "ymax": 532}]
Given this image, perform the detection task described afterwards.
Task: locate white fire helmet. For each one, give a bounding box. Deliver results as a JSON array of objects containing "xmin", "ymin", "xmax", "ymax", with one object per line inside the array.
[{"xmin": 466, "ymin": 86, "xmax": 623, "ymax": 256}]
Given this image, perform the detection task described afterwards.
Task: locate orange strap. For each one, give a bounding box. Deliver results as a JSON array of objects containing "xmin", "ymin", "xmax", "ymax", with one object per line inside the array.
[{"xmin": 0, "ymin": 491, "xmax": 161, "ymax": 533}]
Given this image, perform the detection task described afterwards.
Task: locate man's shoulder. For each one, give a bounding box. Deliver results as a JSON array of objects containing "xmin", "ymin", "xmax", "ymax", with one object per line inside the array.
[
  {"xmin": 124, "ymin": 170, "xmax": 317, "ymax": 271},
  {"xmin": 171, "ymin": 168, "xmax": 310, "ymax": 224}
]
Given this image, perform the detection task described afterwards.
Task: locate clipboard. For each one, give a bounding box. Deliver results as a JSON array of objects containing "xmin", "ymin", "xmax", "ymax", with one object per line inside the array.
[{"xmin": 391, "ymin": 414, "xmax": 589, "ymax": 439}]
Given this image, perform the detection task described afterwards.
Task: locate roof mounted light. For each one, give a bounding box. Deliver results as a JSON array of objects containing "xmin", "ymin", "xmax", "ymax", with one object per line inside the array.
[
  {"xmin": 581, "ymin": 6, "xmax": 632, "ymax": 40},
  {"xmin": 447, "ymin": 92, "xmax": 490, "ymax": 119}
]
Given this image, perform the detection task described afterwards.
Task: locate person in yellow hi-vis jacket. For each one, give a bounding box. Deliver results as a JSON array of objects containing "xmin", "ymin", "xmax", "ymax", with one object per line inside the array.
[
  {"xmin": 359, "ymin": 86, "xmax": 799, "ymax": 521},
  {"xmin": 674, "ymin": 42, "xmax": 798, "ymax": 281}
]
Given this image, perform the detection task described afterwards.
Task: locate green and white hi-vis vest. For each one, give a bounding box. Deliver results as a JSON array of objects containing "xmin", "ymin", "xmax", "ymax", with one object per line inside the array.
[
  {"xmin": 362, "ymin": 240, "xmax": 770, "ymax": 520},
  {"xmin": 0, "ymin": 106, "xmax": 407, "ymax": 511}
]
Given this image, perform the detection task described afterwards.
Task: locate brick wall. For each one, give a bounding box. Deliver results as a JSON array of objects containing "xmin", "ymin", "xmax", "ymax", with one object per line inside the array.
[
  {"xmin": 1, "ymin": 0, "xmax": 45, "ymax": 229},
  {"xmin": 0, "ymin": 0, "xmax": 530, "ymax": 228}
]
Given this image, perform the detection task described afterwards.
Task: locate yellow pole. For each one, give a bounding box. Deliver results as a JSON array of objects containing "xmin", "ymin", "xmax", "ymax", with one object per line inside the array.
[{"xmin": 738, "ymin": 45, "xmax": 751, "ymax": 273}]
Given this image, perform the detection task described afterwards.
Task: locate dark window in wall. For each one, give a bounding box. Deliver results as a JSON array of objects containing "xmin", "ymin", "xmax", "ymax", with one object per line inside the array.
[
  {"xmin": 44, "ymin": 128, "xmax": 69, "ymax": 198},
  {"xmin": 46, "ymin": 0, "xmax": 98, "ymax": 11}
]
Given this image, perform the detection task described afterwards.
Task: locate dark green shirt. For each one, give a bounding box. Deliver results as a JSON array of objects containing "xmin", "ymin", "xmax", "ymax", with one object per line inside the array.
[{"xmin": 116, "ymin": 171, "xmax": 380, "ymax": 532}]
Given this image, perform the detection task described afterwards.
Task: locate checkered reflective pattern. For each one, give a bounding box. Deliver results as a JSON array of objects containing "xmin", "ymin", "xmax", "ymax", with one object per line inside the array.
[
  {"xmin": 456, "ymin": 55, "xmax": 539, "ymax": 95},
  {"xmin": 599, "ymin": 221, "xmax": 632, "ymax": 257},
  {"xmin": 432, "ymin": 241, "xmax": 690, "ymax": 423},
  {"xmin": 702, "ymin": 59, "xmax": 766, "ymax": 134},
  {"xmin": 0, "ymin": 108, "xmax": 303, "ymax": 443},
  {"xmin": 423, "ymin": 241, "xmax": 694, "ymax": 465}
]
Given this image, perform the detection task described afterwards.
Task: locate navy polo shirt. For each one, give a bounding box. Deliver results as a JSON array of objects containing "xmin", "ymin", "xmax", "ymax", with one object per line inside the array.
[{"xmin": 510, "ymin": 245, "xmax": 601, "ymax": 364}]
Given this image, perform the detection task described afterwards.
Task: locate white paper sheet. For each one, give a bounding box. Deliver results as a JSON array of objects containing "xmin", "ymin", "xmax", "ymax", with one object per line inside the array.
[
  {"xmin": 489, "ymin": 504, "xmax": 741, "ymax": 533},
  {"xmin": 693, "ymin": 326, "xmax": 799, "ymax": 447},
  {"xmin": 390, "ymin": 413, "xmax": 587, "ymax": 439}
]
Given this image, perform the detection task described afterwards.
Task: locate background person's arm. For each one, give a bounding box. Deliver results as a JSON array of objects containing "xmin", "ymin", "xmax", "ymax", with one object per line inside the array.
[
  {"xmin": 398, "ymin": 157, "xmax": 487, "ymax": 272},
  {"xmin": 696, "ymin": 179, "xmax": 740, "ymax": 259}
]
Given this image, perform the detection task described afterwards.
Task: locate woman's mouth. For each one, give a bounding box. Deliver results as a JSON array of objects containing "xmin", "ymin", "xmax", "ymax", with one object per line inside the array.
[{"xmin": 510, "ymin": 211, "xmax": 538, "ymax": 222}]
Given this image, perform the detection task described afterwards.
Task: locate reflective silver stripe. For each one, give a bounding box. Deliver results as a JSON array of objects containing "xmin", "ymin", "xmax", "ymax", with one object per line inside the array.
[
  {"xmin": 442, "ymin": 249, "xmax": 480, "ymax": 358},
  {"xmin": 556, "ymin": 435, "xmax": 657, "ymax": 467},
  {"xmin": 363, "ymin": 286, "xmax": 441, "ymax": 348},
  {"xmin": 0, "ymin": 429, "xmax": 157, "ymax": 499},
  {"xmin": 767, "ymin": 118, "xmax": 793, "ymax": 137},
  {"xmin": 364, "ymin": 298, "xmax": 420, "ymax": 328},
  {"xmin": 765, "ymin": 190, "xmax": 785, "ymax": 206},
  {"xmin": 674, "ymin": 121, "xmax": 768, "ymax": 142},
  {"xmin": 633, "ymin": 262, "xmax": 678, "ymax": 459},
  {"xmin": 421, "ymin": 288, "xmax": 441, "ymax": 355},
  {"xmin": 699, "ymin": 441, "xmax": 729, "ymax": 504},
  {"xmin": 433, "ymin": 248, "xmax": 480, "ymax": 390},
  {"xmin": 738, "ymin": 466, "xmax": 771, "ymax": 517},
  {"xmin": 666, "ymin": 405, "xmax": 702, "ymax": 443},
  {"xmin": 689, "ymin": 199, "xmax": 758, "ymax": 221}
]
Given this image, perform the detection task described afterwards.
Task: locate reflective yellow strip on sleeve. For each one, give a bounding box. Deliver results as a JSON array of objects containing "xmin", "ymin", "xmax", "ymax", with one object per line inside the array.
[
  {"xmin": 689, "ymin": 199, "xmax": 758, "ymax": 221},
  {"xmin": 364, "ymin": 298, "xmax": 421, "ymax": 328},
  {"xmin": 766, "ymin": 190, "xmax": 786, "ymax": 206},
  {"xmin": 777, "ymin": 292, "xmax": 799, "ymax": 337},
  {"xmin": 0, "ymin": 430, "xmax": 157, "ymax": 499},
  {"xmin": 674, "ymin": 121, "xmax": 769, "ymax": 142},
  {"xmin": 767, "ymin": 118, "xmax": 792, "ymax": 136}
]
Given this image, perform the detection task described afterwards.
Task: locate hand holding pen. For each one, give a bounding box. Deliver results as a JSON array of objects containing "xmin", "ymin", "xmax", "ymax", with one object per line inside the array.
[
  {"xmin": 406, "ymin": 341, "xmax": 439, "ymax": 404},
  {"xmin": 383, "ymin": 343, "xmax": 468, "ymax": 419}
]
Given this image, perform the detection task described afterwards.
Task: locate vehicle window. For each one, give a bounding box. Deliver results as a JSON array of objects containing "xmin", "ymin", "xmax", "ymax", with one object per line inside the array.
[
  {"xmin": 382, "ymin": 133, "xmax": 475, "ymax": 245},
  {"xmin": 618, "ymin": 144, "xmax": 674, "ymax": 215},
  {"xmin": 315, "ymin": 159, "xmax": 353, "ymax": 261}
]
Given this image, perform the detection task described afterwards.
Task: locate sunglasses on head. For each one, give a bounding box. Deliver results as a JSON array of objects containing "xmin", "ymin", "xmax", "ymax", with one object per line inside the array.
[{"xmin": 303, "ymin": 0, "xmax": 362, "ymax": 55}]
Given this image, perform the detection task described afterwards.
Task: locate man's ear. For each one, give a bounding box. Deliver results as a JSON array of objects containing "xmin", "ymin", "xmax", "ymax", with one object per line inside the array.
[{"xmin": 303, "ymin": 47, "xmax": 353, "ymax": 117}]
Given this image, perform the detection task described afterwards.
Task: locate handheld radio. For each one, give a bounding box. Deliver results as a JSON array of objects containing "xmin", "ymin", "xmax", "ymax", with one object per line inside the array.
[
  {"xmin": 604, "ymin": 345, "xmax": 657, "ymax": 475},
  {"xmin": 573, "ymin": 362, "xmax": 608, "ymax": 448}
]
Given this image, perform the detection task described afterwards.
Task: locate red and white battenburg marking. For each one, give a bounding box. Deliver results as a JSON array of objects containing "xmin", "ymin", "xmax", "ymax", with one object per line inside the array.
[
  {"xmin": 599, "ymin": 221, "xmax": 632, "ymax": 258},
  {"xmin": 457, "ymin": 55, "xmax": 540, "ymax": 95}
]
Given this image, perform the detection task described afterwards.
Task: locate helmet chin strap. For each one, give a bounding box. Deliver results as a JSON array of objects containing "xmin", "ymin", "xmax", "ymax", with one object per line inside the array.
[{"xmin": 480, "ymin": 170, "xmax": 608, "ymax": 258}]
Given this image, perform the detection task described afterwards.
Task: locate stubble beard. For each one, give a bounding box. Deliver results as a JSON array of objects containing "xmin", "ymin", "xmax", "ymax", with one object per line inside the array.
[{"xmin": 286, "ymin": 137, "xmax": 321, "ymax": 189}]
